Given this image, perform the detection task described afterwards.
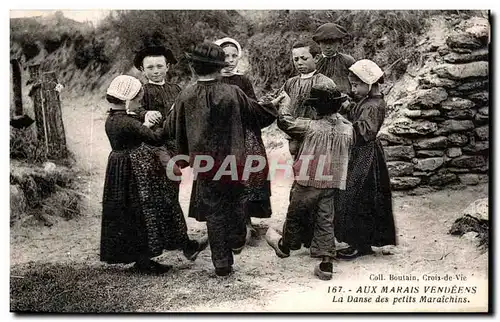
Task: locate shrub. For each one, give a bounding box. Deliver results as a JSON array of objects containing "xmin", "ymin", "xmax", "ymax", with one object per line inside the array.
[
  {"xmin": 74, "ymin": 32, "xmax": 110, "ymax": 71},
  {"xmin": 10, "ymin": 160, "xmax": 83, "ymax": 226},
  {"xmin": 74, "ymin": 44, "xmax": 94, "ymax": 69},
  {"xmin": 19, "ymin": 37, "xmax": 41, "ymax": 61},
  {"xmin": 42, "ymin": 37, "xmax": 63, "ymax": 54},
  {"xmin": 247, "ymin": 31, "xmax": 311, "ymax": 94},
  {"xmin": 10, "ymin": 127, "xmax": 47, "ymax": 163},
  {"xmin": 11, "ymin": 15, "xmax": 91, "ymax": 62}
]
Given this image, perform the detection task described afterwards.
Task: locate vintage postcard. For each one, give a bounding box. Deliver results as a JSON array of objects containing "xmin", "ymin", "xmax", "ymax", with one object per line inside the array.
[{"xmin": 9, "ymin": 9, "xmax": 490, "ymax": 313}]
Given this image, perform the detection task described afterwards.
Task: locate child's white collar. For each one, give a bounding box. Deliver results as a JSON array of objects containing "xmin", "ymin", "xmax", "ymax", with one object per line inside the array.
[
  {"xmin": 221, "ymin": 71, "xmax": 244, "ymax": 76},
  {"xmin": 148, "ymin": 79, "xmax": 165, "ymax": 86},
  {"xmin": 322, "ymin": 53, "xmax": 338, "ymax": 58},
  {"xmin": 300, "ymin": 70, "xmax": 317, "ymax": 79}
]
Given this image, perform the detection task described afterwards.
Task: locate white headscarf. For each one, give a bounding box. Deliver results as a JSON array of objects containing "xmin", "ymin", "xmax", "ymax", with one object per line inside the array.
[
  {"xmin": 106, "ymin": 75, "xmax": 142, "ymax": 110},
  {"xmin": 348, "ymin": 59, "xmax": 384, "ymax": 92},
  {"xmin": 214, "ymin": 37, "xmax": 242, "ymax": 58},
  {"xmin": 214, "ymin": 37, "xmax": 243, "ymax": 75}
]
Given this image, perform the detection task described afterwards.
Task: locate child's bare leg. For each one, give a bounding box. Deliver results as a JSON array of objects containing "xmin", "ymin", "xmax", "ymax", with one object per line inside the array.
[{"xmin": 266, "ymin": 184, "xmax": 317, "ymax": 258}]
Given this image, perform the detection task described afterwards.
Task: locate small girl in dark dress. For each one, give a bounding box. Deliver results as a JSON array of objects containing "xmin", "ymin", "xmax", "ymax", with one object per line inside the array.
[
  {"xmin": 211, "ymin": 37, "xmax": 273, "ymax": 242},
  {"xmin": 335, "ymin": 60, "xmax": 397, "ymax": 260},
  {"xmin": 100, "ymin": 75, "xmax": 207, "ymax": 274}
]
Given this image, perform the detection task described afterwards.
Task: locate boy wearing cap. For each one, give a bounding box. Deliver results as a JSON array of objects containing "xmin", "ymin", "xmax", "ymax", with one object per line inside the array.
[
  {"xmin": 167, "ymin": 42, "xmax": 280, "ymax": 277},
  {"xmin": 133, "ymin": 45, "xmax": 182, "ymax": 176},
  {"xmin": 281, "ymin": 39, "xmax": 336, "ymax": 157},
  {"xmin": 266, "ymin": 83, "xmax": 354, "ymax": 280},
  {"xmin": 335, "ymin": 59, "xmax": 396, "ymax": 260},
  {"xmin": 313, "ymin": 23, "xmax": 356, "ymax": 97}
]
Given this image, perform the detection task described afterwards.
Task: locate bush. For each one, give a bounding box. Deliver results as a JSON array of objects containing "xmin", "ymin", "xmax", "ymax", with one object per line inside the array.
[
  {"xmin": 41, "ymin": 31, "xmax": 73, "ymax": 54},
  {"xmin": 247, "ymin": 31, "xmax": 311, "ymax": 94},
  {"xmin": 19, "ymin": 37, "xmax": 41, "ymax": 61},
  {"xmin": 43, "ymin": 38, "xmax": 63, "ymax": 54},
  {"xmin": 10, "ymin": 160, "xmax": 83, "ymax": 226},
  {"xmin": 11, "ymin": 14, "xmax": 91, "ymax": 61},
  {"xmin": 10, "ymin": 127, "xmax": 47, "ymax": 163},
  {"xmin": 74, "ymin": 33, "xmax": 110, "ymax": 71}
]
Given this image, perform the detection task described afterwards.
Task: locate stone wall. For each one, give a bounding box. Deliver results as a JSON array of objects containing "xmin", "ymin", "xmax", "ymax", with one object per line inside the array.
[{"xmin": 380, "ymin": 17, "xmax": 489, "ymax": 191}]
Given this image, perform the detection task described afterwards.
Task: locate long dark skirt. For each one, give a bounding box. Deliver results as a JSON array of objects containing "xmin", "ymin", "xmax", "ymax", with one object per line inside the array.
[
  {"xmin": 100, "ymin": 144, "xmax": 189, "ymax": 264},
  {"xmin": 242, "ymin": 128, "xmax": 272, "ymax": 219},
  {"xmin": 335, "ymin": 140, "xmax": 396, "ymax": 248}
]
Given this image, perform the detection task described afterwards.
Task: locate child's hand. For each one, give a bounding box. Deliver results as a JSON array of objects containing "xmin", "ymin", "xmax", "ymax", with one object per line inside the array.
[
  {"xmin": 273, "ymin": 91, "xmax": 291, "ymax": 110},
  {"xmin": 339, "ymin": 98, "xmax": 354, "ymax": 115},
  {"xmin": 145, "ymin": 111, "xmax": 162, "ymax": 124},
  {"xmin": 143, "ymin": 120, "xmax": 154, "ymax": 128}
]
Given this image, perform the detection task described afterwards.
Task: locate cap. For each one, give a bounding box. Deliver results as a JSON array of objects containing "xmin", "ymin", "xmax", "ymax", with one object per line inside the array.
[{"xmin": 312, "ymin": 23, "xmax": 348, "ymax": 42}]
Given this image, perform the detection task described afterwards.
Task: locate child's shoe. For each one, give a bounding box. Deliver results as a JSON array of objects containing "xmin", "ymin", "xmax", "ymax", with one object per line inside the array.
[
  {"xmin": 133, "ymin": 260, "xmax": 172, "ymax": 274},
  {"xmin": 183, "ymin": 236, "xmax": 209, "ymax": 261},
  {"xmin": 314, "ymin": 262, "xmax": 333, "ymax": 280},
  {"xmin": 335, "ymin": 246, "xmax": 374, "ymax": 261},
  {"xmin": 232, "ymin": 243, "xmax": 245, "ymax": 255},
  {"xmin": 215, "ymin": 266, "xmax": 233, "ymax": 277},
  {"xmin": 245, "ymin": 224, "xmax": 259, "ymax": 245},
  {"xmin": 265, "ymin": 228, "xmax": 290, "ymax": 258}
]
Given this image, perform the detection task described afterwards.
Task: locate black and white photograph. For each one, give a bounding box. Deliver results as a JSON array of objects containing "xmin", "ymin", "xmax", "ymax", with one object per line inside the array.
[{"xmin": 8, "ymin": 8, "xmax": 490, "ymax": 313}]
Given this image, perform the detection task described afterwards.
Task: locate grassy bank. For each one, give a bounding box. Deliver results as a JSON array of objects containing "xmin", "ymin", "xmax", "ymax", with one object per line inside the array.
[{"xmin": 10, "ymin": 261, "xmax": 261, "ymax": 312}]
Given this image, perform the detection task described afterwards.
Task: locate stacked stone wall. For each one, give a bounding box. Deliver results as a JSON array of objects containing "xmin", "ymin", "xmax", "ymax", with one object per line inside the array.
[{"xmin": 381, "ymin": 17, "xmax": 490, "ymax": 190}]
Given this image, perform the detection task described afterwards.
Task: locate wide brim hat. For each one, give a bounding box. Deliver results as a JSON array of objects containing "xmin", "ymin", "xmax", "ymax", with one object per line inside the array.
[
  {"xmin": 305, "ymin": 93, "xmax": 349, "ymax": 105},
  {"xmin": 305, "ymin": 82, "xmax": 348, "ymax": 105},
  {"xmin": 348, "ymin": 59, "xmax": 384, "ymax": 85},
  {"xmin": 213, "ymin": 37, "xmax": 242, "ymax": 58},
  {"xmin": 134, "ymin": 45, "xmax": 178, "ymax": 70},
  {"xmin": 312, "ymin": 23, "xmax": 348, "ymax": 42},
  {"xmin": 184, "ymin": 42, "xmax": 229, "ymax": 67}
]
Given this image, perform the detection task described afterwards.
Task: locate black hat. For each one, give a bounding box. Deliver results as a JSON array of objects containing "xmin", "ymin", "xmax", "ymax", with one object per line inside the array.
[
  {"xmin": 184, "ymin": 42, "xmax": 229, "ymax": 67},
  {"xmin": 312, "ymin": 23, "xmax": 348, "ymax": 43},
  {"xmin": 306, "ymin": 82, "xmax": 348, "ymax": 105},
  {"xmin": 133, "ymin": 45, "xmax": 177, "ymax": 70}
]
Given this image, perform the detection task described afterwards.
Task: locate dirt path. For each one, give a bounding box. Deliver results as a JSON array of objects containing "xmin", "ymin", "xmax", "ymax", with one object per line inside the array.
[{"xmin": 10, "ymin": 97, "xmax": 489, "ymax": 312}]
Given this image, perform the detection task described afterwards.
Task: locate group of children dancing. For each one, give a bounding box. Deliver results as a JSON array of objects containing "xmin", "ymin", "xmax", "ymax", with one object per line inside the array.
[{"xmin": 100, "ymin": 22, "xmax": 396, "ymax": 280}]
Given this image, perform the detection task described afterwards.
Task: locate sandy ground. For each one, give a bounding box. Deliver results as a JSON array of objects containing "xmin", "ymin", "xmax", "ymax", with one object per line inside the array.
[{"xmin": 10, "ymin": 96, "xmax": 489, "ymax": 312}]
